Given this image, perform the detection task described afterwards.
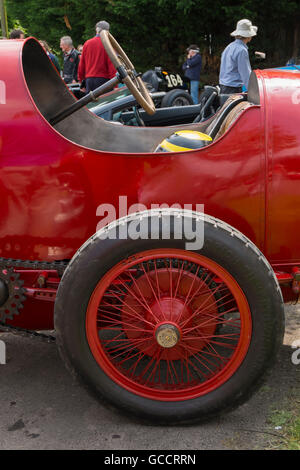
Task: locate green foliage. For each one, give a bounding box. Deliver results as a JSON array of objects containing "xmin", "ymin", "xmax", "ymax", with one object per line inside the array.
[
  {"xmin": 267, "ymin": 391, "xmax": 300, "ymax": 450},
  {"xmin": 5, "ymin": 0, "xmax": 300, "ymax": 73}
]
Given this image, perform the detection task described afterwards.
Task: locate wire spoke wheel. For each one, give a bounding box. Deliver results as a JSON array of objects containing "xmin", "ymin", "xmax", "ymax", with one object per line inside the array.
[
  {"xmin": 56, "ymin": 211, "xmax": 284, "ymax": 423},
  {"xmin": 86, "ymin": 249, "xmax": 252, "ymax": 401}
]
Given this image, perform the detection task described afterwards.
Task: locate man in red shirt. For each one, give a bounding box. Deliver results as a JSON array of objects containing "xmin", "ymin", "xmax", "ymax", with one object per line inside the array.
[{"xmin": 78, "ymin": 20, "xmax": 116, "ymax": 93}]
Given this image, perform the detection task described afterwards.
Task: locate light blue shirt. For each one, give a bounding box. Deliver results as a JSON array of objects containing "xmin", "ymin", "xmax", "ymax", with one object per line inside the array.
[{"xmin": 219, "ymin": 39, "xmax": 252, "ymax": 90}]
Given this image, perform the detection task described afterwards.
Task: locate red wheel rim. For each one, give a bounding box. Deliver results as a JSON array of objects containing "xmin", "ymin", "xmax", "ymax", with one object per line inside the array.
[{"xmin": 86, "ymin": 249, "xmax": 252, "ymax": 401}]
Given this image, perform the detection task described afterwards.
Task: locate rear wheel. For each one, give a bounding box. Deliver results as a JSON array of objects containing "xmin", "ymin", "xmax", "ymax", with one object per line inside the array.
[{"xmin": 55, "ymin": 210, "xmax": 284, "ymax": 424}]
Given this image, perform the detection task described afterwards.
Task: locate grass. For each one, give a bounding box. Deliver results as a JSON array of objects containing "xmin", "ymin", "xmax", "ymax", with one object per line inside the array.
[
  {"xmin": 267, "ymin": 391, "xmax": 300, "ymax": 450},
  {"xmin": 286, "ymin": 417, "xmax": 300, "ymax": 450}
]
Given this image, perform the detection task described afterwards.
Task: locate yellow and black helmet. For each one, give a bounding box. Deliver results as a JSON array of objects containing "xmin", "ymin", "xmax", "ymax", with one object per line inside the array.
[{"xmin": 155, "ymin": 130, "xmax": 212, "ymax": 153}]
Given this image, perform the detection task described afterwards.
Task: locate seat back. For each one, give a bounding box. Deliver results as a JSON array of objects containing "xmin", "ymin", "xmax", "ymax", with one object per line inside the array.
[
  {"xmin": 205, "ymin": 94, "xmax": 245, "ymax": 139},
  {"xmin": 213, "ymin": 101, "xmax": 253, "ymax": 140}
]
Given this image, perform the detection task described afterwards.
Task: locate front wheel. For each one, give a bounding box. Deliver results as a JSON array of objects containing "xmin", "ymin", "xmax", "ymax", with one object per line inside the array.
[{"xmin": 55, "ymin": 210, "xmax": 284, "ymax": 424}]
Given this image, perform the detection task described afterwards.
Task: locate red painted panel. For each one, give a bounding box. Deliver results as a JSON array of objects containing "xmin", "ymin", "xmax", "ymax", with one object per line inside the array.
[
  {"xmin": 0, "ymin": 39, "xmax": 299, "ymax": 328},
  {"xmin": 257, "ymin": 68, "xmax": 300, "ymax": 264}
]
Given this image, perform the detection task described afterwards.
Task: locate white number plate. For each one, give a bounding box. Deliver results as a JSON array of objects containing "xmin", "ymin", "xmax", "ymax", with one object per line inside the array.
[{"xmin": 165, "ymin": 74, "xmax": 183, "ymax": 88}]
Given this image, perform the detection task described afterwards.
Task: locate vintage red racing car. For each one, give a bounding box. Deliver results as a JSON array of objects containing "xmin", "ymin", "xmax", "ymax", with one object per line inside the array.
[{"xmin": 0, "ymin": 31, "xmax": 298, "ymax": 424}]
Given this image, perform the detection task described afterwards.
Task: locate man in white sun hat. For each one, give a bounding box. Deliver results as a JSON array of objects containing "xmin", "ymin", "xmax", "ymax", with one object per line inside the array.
[{"xmin": 219, "ymin": 19, "xmax": 262, "ymax": 94}]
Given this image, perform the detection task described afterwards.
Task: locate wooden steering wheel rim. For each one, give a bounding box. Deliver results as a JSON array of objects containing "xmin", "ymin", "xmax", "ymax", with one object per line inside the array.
[{"xmin": 100, "ymin": 30, "xmax": 156, "ymax": 115}]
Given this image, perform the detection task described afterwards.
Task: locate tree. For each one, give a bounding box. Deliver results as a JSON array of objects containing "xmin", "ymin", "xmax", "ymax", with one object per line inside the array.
[{"xmin": 6, "ymin": 0, "xmax": 300, "ymax": 72}]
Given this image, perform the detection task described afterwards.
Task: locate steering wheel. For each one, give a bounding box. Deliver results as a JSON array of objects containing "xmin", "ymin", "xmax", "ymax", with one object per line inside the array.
[{"xmin": 100, "ymin": 30, "xmax": 156, "ymax": 115}]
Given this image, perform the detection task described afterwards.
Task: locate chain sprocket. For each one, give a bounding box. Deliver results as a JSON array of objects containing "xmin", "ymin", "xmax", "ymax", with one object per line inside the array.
[
  {"xmin": 0, "ymin": 257, "xmax": 69, "ymax": 342},
  {"xmin": 0, "ymin": 268, "xmax": 27, "ymax": 322}
]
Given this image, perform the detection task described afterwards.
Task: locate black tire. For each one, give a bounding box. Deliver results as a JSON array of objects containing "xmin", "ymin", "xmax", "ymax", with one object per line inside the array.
[
  {"xmin": 161, "ymin": 89, "xmax": 193, "ymax": 107},
  {"xmin": 54, "ymin": 209, "xmax": 284, "ymax": 424}
]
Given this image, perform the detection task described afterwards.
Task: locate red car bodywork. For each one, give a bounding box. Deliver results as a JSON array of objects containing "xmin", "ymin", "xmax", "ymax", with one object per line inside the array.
[{"xmin": 0, "ymin": 38, "xmax": 299, "ymax": 330}]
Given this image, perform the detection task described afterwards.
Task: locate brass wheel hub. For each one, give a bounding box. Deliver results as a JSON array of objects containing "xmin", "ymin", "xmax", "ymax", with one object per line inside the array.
[{"xmin": 155, "ymin": 323, "xmax": 180, "ymax": 349}]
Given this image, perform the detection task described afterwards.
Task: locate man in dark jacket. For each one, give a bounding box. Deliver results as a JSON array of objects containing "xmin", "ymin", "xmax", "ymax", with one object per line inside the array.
[
  {"xmin": 60, "ymin": 36, "xmax": 79, "ymax": 84},
  {"xmin": 182, "ymin": 45, "xmax": 202, "ymax": 104}
]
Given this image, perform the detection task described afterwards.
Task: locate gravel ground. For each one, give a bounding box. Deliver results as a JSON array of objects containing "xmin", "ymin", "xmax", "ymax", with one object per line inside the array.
[{"xmin": 0, "ymin": 305, "xmax": 299, "ymax": 450}]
